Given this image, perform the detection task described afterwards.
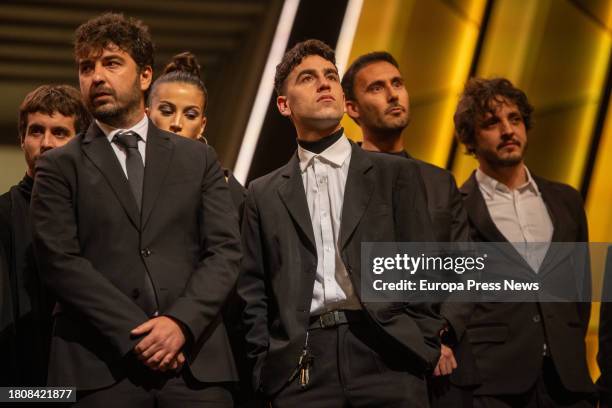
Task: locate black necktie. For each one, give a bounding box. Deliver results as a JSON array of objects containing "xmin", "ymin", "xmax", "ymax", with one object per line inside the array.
[
  {"xmin": 113, "ymin": 130, "xmax": 158, "ymax": 316},
  {"xmin": 113, "ymin": 130, "xmax": 144, "ymax": 210}
]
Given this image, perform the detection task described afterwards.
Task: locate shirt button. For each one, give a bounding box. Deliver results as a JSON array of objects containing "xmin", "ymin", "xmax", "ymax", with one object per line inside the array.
[
  {"xmin": 533, "ymin": 315, "xmax": 541, "ymax": 323},
  {"xmin": 141, "ymin": 248, "xmax": 151, "ymax": 257}
]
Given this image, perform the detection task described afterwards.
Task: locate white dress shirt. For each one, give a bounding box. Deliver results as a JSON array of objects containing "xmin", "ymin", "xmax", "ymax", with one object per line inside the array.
[
  {"xmin": 298, "ymin": 135, "xmax": 361, "ymax": 315},
  {"xmin": 96, "ymin": 115, "xmax": 149, "ymax": 177},
  {"xmin": 476, "ymin": 167, "xmax": 553, "ymax": 272}
]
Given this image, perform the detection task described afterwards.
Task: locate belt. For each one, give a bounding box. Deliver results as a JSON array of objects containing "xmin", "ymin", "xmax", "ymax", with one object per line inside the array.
[{"xmin": 308, "ymin": 310, "xmax": 364, "ymax": 330}]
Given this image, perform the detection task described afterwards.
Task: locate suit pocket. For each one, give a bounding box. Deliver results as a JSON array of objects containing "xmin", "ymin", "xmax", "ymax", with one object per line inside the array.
[{"xmin": 467, "ymin": 325, "xmax": 508, "ymax": 343}]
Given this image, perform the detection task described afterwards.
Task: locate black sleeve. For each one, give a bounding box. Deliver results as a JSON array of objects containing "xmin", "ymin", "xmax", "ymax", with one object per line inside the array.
[
  {"xmin": 31, "ymin": 153, "xmax": 148, "ymax": 357},
  {"xmin": 237, "ymin": 185, "xmax": 270, "ymax": 390},
  {"xmin": 164, "ymin": 145, "xmax": 242, "ymax": 345}
]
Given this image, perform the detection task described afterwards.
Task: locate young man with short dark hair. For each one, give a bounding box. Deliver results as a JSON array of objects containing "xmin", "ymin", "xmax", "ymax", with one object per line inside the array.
[
  {"xmin": 343, "ymin": 51, "xmax": 478, "ymax": 407},
  {"xmin": 238, "ymin": 39, "xmax": 442, "ymax": 407},
  {"xmin": 0, "ymin": 84, "xmax": 90, "ymax": 386}
]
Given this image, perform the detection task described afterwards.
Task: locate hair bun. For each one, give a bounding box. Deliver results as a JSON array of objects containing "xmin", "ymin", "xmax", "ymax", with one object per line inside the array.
[{"xmin": 163, "ymin": 51, "xmax": 201, "ymax": 78}]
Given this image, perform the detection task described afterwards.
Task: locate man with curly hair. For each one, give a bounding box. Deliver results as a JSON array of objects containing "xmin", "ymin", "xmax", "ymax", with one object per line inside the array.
[
  {"xmin": 30, "ymin": 13, "xmax": 241, "ymax": 406},
  {"xmin": 454, "ymin": 77, "xmax": 596, "ymax": 407}
]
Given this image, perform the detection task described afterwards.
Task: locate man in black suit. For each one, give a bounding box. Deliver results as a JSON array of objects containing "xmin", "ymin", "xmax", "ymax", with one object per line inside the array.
[
  {"xmin": 237, "ymin": 39, "xmax": 443, "ymax": 407},
  {"xmin": 30, "ymin": 13, "xmax": 241, "ymax": 407},
  {"xmin": 342, "ymin": 51, "xmax": 478, "ymax": 407},
  {"xmin": 0, "ymin": 84, "xmax": 90, "ymax": 386},
  {"xmin": 453, "ymin": 77, "xmax": 595, "ymax": 407}
]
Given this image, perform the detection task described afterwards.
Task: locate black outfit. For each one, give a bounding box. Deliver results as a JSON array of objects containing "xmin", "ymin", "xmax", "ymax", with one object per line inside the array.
[
  {"xmin": 379, "ymin": 150, "xmax": 480, "ymax": 407},
  {"xmin": 598, "ymin": 246, "xmax": 612, "ymax": 407},
  {"xmin": 0, "ymin": 175, "xmax": 53, "ymax": 386},
  {"xmin": 238, "ymin": 141, "xmax": 443, "ymax": 407},
  {"xmin": 459, "ymin": 171, "xmax": 596, "ymax": 407},
  {"xmin": 30, "ymin": 121, "xmax": 242, "ymax": 407},
  {"xmin": 0, "ymin": 243, "xmax": 17, "ymax": 386}
]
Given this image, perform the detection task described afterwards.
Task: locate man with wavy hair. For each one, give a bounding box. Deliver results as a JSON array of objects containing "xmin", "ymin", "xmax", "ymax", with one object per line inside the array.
[
  {"xmin": 453, "ymin": 77, "xmax": 595, "ymax": 407},
  {"xmin": 30, "ymin": 13, "xmax": 241, "ymax": 406}
]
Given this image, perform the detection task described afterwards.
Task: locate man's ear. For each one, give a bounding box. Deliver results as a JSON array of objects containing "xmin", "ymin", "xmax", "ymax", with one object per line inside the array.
[
  {"xmin": 140, "ymin": 65, "xmax": 153, "ymax": 92},
  {"xmin": 277, "ymin": 95, "xmax": 291, "ymax": 118},
  {"xmin": 345, "ymin": 99, "xmax": 360, "ymax": 121}
]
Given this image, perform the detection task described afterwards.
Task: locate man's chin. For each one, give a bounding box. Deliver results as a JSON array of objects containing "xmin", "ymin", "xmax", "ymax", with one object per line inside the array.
[
  {"xmin": 305, "ymin": 114, "xmax": 343, "ymax": 131},
  {"xmin": 91, "ymin": 105, "xmax": 121, "ymax": 122},
  {"xmin": 496, "ymin": 154, "xmax": 523, "ymax": 167}
]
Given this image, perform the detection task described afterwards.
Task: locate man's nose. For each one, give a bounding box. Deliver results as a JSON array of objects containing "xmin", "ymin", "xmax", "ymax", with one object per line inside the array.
[{"xmin": 40, "ymin": 131, "xmax": 54, "ymax": 152}]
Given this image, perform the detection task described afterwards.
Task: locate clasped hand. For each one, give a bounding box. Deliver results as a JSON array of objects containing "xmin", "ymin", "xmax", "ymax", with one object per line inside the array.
[{"xmin": 131, "ymin": 316, "xmax": 186, "ymax": 372}]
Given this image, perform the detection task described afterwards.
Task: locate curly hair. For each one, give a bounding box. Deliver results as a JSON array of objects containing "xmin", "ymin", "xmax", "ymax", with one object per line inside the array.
[
  {"xmin": 74, "ymin": 12, "xmax": 154, "ymax": 71},
  {"xmin": 148, "ymin": 51, "xmax": 208, "ymax": 112},
  {"xmin": 18, "ymin": 84, "xmax": 91, "ymax": 142},
  {"xmin": 274, "ymin": 39, "xmax": 336, "ymax": 96},
  {"xmin": 341, "ymin": 51, "xmax": 399, "ymax": 101},
  {"xmin": 454, "ymin": 77, "xmax": 533, "ymax": 155}
]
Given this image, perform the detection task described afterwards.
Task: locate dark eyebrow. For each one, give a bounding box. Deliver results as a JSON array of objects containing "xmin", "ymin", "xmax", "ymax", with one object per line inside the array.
[
  {"xmin": 51, "ymin": 126, "xmax": 71, "ymax": 133},
  {"xmin": 158, "ymin": 100, "xmax": 177, "ymax": 108},
  {"xmin": 480, "ymin": 114, "xmax": 499, "ymax": 126},
  {"xmin": 27, "ymin": 123, "xmax": 45, "ymax": 132},
  {"xmin": 366, "ymin": 79, "xmax": 385, "ymax": 90},
  {"xmin": 295, "ymin": 68, "xmax": 317, "ymax": 82},
  {"xmin": 323, "ymin": 67, "xmax": 339, "ymax": 76}
]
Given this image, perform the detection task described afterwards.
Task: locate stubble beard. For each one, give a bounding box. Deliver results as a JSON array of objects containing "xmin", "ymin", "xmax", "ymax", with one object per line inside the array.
[
  {"xmin": 479, "ymin": 144, "xmax": 527, "ymax": 168},
  {"xmin": 88, "ymin": 78, "xmax": 143, "ymax": 128}
]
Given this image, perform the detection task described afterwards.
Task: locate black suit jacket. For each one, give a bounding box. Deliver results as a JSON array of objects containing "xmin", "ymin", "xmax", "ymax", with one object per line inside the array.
[
  {"xmin": 31, "ymin": 121, "xmax": 241, "ymax": 390},
  {"xmin": 458, "ymin": 171, "xmax": 594, "ymax": 395},
  {"xmin": 238, "ymin": 142, "xmax": 444, "ymax": 396},
  {"xmin": 598, "ymin": 247, "xmax": 612, "ymax": 406},
  {"xmin": 402, "ymin": 155, "xmax": 480, "ymax": 389}
]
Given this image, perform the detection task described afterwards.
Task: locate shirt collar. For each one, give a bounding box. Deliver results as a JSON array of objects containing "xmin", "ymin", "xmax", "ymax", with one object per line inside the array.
[
  {"xmin": 297, "ymin": 133, "xmax": 352, "ymax": 172},
  {"xmin": 97, "ymin": 114, "xmax": 149, "ymax": 144},
  {"xmin": 476, "ymin": 166, "xmax": 540, "ymax": 198}
]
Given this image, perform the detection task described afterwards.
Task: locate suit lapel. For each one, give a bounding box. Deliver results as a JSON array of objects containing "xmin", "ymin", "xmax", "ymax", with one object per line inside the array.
[
  {"xmin": 461, "ymin": 172, "xmax": 533, "ymax": 272},
  {"xmin": 536, "ymin": 176, "xmax": 568, "ymax": 275},
  {"xmin": 461, "ymin": 172, "xmax": 507, "ymax": 243},
  {"xmin": 277, "ymin": 153, "xmax": 316, "ymax": 252},
  {"xmin": 81, "ymin": 123, "xmax": 140, "ymax": 229},
  {"xmin": 141, "ymin": 123, "xmax": 174, "ymax": 229},
  {"xmin": 339, "ymin": 145, "xmax": 374, "ymax": 250}
]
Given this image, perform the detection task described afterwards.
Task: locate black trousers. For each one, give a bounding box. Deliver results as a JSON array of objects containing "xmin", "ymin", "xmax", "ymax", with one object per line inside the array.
[
  {"xmin": 270, "ymin": 322, "xmax": 428, "ymax": 408},
  {"xmin": 473, "ymin": 358, "xmax": 596, "ymax": 408},
  {"xmin": 429, "ymin": 375, "xmax": 475, "ymax": 408},
  {"xmin": 73, "ymin": 356, "xmax": 233, "ymax": 408}
]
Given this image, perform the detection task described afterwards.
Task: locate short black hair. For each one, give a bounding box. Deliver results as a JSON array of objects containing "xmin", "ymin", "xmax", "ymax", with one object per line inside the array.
[
  {"xmin": 274, "ymin": 39, "xmax": 336, "ymax": 96},
  {"xmin": 454, "ymin": 77, "xmax": 534, "ymax": 155},
  {"xmin": 74, "ymin": 12, "xmax": 154, "ymax": 71},
  {"xmin": 342, "ymin": 51, "xmax": 399, "ymax": 101},
  {"xmin": 18, "ymin": 85, "xmax": 91, "ymax": 142}
]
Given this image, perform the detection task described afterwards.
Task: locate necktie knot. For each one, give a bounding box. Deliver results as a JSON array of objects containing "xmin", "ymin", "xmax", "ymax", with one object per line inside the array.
[{"xmin": 114, "ymin": 130, "xmax": 140, "ymax": 149}]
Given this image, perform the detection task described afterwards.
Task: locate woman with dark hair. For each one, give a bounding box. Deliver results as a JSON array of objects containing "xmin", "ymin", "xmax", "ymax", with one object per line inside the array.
[
  {"xmin": 148, "ymin": 51, "xmax": 208, "ymax": 141},
  {"xmin": 148, "ymin": 51, "xmax": 246, "ymax": 209}
]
